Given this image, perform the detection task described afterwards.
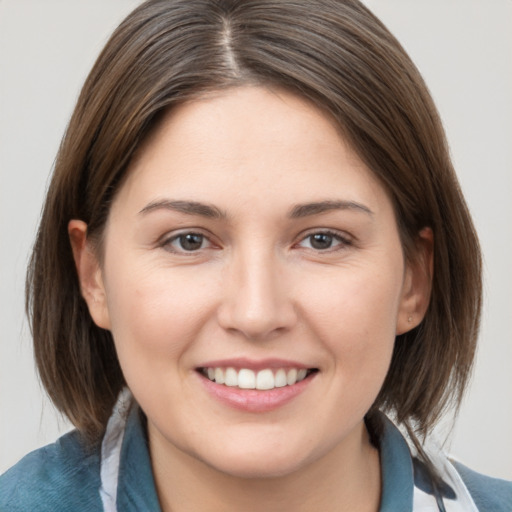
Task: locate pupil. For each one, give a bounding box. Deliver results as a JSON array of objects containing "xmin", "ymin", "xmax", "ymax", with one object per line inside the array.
[
  {"xmin": 180, "ymin": 233, "xmax": 203, "ymax": 251},
  {"xmin": 310, "ymin": 233, "xmax": 332, "ymax": 250}
]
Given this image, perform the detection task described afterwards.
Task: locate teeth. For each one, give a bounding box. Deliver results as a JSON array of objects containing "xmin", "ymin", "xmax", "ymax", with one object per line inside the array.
[
  {"xmin": 214, "ymin": 367, "xmax": 225, "ymax": 384},
  {"xmin": 203, "ymin": 366, "xmax": 313, "ymax": 390},
  {"xmin": 256, "ymin": 369, "xmax": 274, "ymax": 390},
  {"xmin": 275, "ymin": 369, "xmax": 287, "ymax": 388},
  {"xmin": 238, "ymin": 369, "xmax": 256, "ymax": 389},
  {"xmin": 297, "ymin": 368, "xmax": 307, "ymax": 381},
  {"xmin": 225, "ymin": 367, "xmax": 238, "ymax": 387},
  {"xmin": 286, "ymin": 368, "xmax": 297, "ymax": 385}
]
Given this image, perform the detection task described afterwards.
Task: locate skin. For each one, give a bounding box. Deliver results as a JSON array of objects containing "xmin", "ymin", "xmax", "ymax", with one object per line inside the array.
[{"xmin": 70, "ymin": 86, "xmax": 432, "ymax": 511}]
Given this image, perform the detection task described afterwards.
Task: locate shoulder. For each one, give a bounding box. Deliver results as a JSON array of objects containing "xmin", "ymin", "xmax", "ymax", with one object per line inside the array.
[
  {"xmin": 452, "ymin": 460, "xmax": 512, "ymax": 511},
  {"xmin": 0, "ymin": 429, "xmax": 103, "ymax": 512}
]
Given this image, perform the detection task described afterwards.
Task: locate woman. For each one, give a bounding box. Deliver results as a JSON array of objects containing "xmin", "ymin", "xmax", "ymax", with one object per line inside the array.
[{"xmin": 1, "ymin": 0, "xmax": 510, "ymax": 510}]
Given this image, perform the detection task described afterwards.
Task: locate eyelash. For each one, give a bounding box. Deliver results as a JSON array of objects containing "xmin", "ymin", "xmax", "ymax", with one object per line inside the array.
[
  {"xmin": 295, "ymin": 230, "xmax": 353, "ymax": 252},
  {"xmin": 160, "ymin": 229, "xmax": 352, "ymax": 254},
  {"xmin": 161, "ymin": 231, "xmax": 214, "ymax": 254}
]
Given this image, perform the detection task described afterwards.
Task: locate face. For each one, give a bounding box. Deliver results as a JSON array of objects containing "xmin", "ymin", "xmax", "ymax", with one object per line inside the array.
[{"xmin": 72, "ymin": 86, "xmax": 428, "ymax": 479}]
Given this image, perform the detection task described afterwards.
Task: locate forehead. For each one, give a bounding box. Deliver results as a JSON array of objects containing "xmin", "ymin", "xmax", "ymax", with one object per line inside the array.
[{"xmin": 112, "ymin": 86, "xmax": 392, "ymax": 220}]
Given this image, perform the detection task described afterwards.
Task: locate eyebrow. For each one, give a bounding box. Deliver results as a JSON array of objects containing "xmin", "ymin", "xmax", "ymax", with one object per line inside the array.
[
  {"xmin": 289, "ymin": 200, "xmax": 373, "ymax": 218},
  {"xmin": 139, "ymin": 199, "xmax": 226, "ymax": 219},
  {"xmin": 139, "ymin": 198, "xmax": 373, "ymax": 220}
]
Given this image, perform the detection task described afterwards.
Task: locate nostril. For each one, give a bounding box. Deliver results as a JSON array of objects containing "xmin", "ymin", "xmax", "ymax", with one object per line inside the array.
[{"xmin": 216, "ymin": 273, "xmax": 297, "ymax": 340}]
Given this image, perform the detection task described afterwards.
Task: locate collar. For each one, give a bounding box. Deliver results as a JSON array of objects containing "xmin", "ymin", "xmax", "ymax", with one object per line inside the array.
[
  {"xmin": 378, "ymin": 414, "xmax": 415, "ymax": 511},
  {"xmin": 116, "ymin": 405, "xmax": 162, "ymax": 511},
  {"xmin": 101, "ymin": 393, "xmax": 473, "ymax": 511}
]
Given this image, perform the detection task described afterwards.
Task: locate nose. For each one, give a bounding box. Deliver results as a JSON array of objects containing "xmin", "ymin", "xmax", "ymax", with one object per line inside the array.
[{"xmin": 217, "ymin": 248, "xmax": 297, "ymax": 340}]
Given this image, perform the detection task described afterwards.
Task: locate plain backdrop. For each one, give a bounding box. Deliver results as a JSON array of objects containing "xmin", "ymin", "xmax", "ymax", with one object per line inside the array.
[{"xmin": 1, "ymin": 1, "xmax": 511, "ymax": 479}]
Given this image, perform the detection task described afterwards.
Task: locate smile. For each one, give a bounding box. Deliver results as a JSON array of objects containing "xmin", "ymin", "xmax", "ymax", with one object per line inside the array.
[{"xmin": 199, "ymin": 367, "xmax": 317, "ymax": 390}]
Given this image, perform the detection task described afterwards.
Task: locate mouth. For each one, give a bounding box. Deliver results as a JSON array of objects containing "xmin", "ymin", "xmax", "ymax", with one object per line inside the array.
[{"xmin": 197, "ymin": 366, "xmax": 319, "ymax": 391}]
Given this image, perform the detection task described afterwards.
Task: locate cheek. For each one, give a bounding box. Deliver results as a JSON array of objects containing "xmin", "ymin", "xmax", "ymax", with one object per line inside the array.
[
  {"xmin": 301, "ymin": 261, "xmax": 403, "ymax": 336},
  {"xmin": 103, "ymin": 261, "xmax": 218, "ymax": 366},
  {"xmin": 298, "ymin": 261, "xmax": 402, "ymax": 377}
]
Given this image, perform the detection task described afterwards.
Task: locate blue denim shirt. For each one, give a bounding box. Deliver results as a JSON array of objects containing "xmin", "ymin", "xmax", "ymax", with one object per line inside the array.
[{"xmin": 1, "ymin": 404, "xmax": 511, "ymax": 511}]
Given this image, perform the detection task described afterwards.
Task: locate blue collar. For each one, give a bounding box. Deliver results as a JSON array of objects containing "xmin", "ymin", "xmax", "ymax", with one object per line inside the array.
[
  {"xmin": 116, "ymin": 406, "xmax": 162, "ymax": 511},
  {"xmin": 116, "ymin": 407, "xmax": 415, "ymax": 511},
  {"xmin": 378, "ymin": 415, "xmax": 414, "ymax": 511}
]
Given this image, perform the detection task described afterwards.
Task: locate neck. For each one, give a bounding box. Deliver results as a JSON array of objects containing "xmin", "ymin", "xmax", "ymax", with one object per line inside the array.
[{"xmin": 149, "ymin": 421, "xmax": 381, "ymax": 512}]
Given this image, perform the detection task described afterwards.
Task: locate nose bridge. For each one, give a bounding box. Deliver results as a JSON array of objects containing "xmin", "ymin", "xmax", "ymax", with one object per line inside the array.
[{"xmin": 218, "ymin": 243, "xmax": 296, "ymax": 339}]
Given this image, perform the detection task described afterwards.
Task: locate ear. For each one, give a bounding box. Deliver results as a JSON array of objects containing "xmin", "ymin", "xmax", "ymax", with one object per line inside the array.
[
  {"xmin": 68, "ymin": 220, "xmax": 111, "ymax": 330},
  {"xmin": 396, "ymin": 227, "xmax": 434, "ymax": 335}
]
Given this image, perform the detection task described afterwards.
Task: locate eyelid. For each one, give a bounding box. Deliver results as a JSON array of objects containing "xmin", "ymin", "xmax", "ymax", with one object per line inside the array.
[
  {"xmin": 159, "ymin": 228, "xmax": 219, "ymax": 254},
  {"xmin": 294, "ymin": 228, "xmax": 354, "ymax": 251},
  {"xmin": 156, "ymin": 227, "xmax": 353, "ymax": 254}
]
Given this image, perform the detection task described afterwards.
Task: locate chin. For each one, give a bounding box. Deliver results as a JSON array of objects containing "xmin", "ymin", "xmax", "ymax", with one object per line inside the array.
[
  {"xmin": 212, "ymin": 458, "xmax": 306, "ymax": 480},
  {"xmin": 196, "ymin": 441, "xmax": 314, "ymax": 480}
]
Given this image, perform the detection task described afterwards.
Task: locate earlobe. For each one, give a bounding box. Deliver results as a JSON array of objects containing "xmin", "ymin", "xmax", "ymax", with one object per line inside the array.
[
  {"xmin": 396, "ymin": 227, "xmax": 434, "ymax": 335},
  {"xmin": 68, "ymin": 220, "xmax": 111, "ymax": 330}
]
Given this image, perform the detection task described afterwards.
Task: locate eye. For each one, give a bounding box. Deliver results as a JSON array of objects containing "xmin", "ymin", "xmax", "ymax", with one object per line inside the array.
[
  {"xmin": 164, "ymin": 232, "xmax": 211, "ymax": 253},
  {"xmin": 297, "ymin": 231, "xmax": 350, "ymax": 251}
]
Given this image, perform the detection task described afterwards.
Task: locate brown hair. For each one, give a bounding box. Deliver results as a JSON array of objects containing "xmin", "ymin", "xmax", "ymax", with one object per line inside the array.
[{"xmin": 27, "ymin": 0, "xmax": 481, "ymax": 460}]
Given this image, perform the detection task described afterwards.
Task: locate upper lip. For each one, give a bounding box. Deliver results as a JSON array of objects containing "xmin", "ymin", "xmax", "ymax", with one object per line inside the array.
[{"xmin": 196, "ymin": 358, "xmax": 316, "ymax": 372}]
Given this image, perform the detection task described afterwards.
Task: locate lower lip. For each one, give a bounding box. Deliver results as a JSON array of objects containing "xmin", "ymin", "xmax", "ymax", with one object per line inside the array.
[{"xmin": 197, "ymin": 372, "xmax": 316, "ymax": 413}]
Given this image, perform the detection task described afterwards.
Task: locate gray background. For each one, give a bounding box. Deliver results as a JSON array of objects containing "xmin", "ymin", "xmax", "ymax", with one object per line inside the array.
[{"xmin": 1, "ymin": 1, "xmax": 511, "ymax": 479}]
